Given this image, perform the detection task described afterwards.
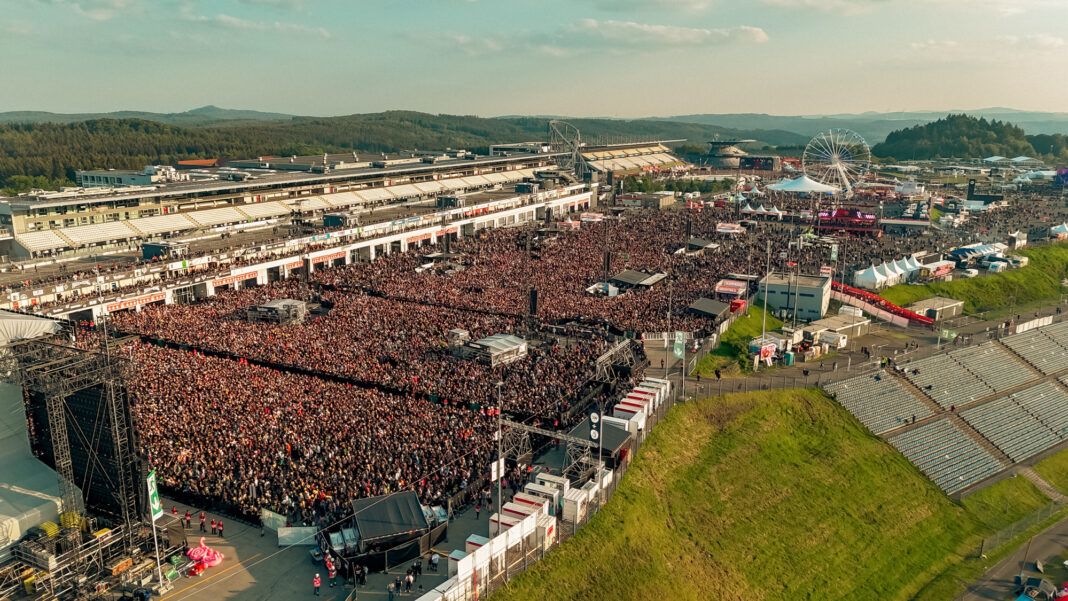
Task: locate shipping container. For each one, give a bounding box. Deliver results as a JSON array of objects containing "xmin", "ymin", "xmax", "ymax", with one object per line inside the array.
[
  {"xmin": 523, "ymin": 483, "xmax": 560, "ymax": 516},
  {"xmin": 512, "ymin": 492, "xmax": 550, "ymax": 517},
  {"xmin": 536, "ymin": 514, "xmax": 557, "ymax": 551},
  {"xmin": 465, "ymin": 534, "xmax": 489, "ymax": 554},
  {"xmin": 489, "ymin": 512, "xmax": 521, "ymax": 537},
  {"xmin": 561, "ymin": 488, "xmax": 589, "ymax": 523},
  {"xmin": 535, "ymin": 472, "xmax": 571, "ymax": 495},
  {"xmin": 502, "ymin": 502, "xmax": 538, "ymax": 520}
]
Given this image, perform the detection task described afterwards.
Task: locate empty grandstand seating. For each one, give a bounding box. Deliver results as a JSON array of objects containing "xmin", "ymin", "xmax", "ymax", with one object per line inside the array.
[
  {"xmin": 128, "ymin": 213, "xmax": 197, "ymax": 236},
  {"xmin": 236, "ymin": 201, "xmax": 290, "ymax": 219},
  {"xmin": 902, "ymin": 354, "xmax": 994, "ymax": 408},
  {"xmin": 288, "ymin": 196, "xmax": 335, "ymax": 211},
  {"xmin": 186, "ymin": 207, "xmax": 246, "ymax": 227},
  {"xmin": 824, "ymin": 370, "xmax": 933, "ymax": 434},
  {"xmin": 61, "ymin": 221, "xmax": 138, "ymax": 246},
  {"xmin": 1002, "ymin": 329, "xmax": 1068, "ymax": 374},
  {"xmin": 15, "ymin": 230, "xmax": 70, "ymax": 253},
  {"xmin": 387, "ymin": 184, "xmax": 421, "ymax": 199},
  {"xmin": 950, "ymin": 342, "xmax": 1035, "ymax": 392},
  {"xmin": 888, "ymin": 419, "xmax": 1004, "ymax": 494},
  {"xmin": 354, "ymin": 188, "xmax": 394, "ymax": 203},
  {"xmin": 960, "ymin": 381, "xmax": 1068, "ymax": 461}
]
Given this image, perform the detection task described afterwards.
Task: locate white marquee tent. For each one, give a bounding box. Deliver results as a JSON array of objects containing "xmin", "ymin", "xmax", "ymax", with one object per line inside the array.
[{"xmin": 767, "ymin": 176, "xmax": 840, "ymax": 194}]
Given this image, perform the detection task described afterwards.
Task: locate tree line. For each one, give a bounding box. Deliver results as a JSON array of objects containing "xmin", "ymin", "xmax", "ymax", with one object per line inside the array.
[
  {"xmin": 0, "ymin": 111, "xmax": 771, "ymax": 194},
  {"xmin": 872, "ymin": 114, "xmax": 1068, "ymax": 162}
]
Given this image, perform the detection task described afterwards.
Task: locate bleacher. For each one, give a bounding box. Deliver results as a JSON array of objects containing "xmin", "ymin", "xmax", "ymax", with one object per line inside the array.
[
  {"xmin": 824, "ymin": 370, "xmax": 933, "ymax": 434},
  {"xmin": 950, "ymin": 342, "xmax": 1035, "ymax": 392},
  {"xmin": 902, "ymin": 353, "xmax": 994, "ymax": 408},
  {"xmin": 15, "ymin": 230, "xmax": 70, "ymax": 253},
  {"xmin": 236, "ymin": 201, "xmax": 290, "ymax": 220},
  {"xmin": 888, "ymin": 419, "xmax": 1003, "ymax": 494},
  {"xmin": 186, "ymin": 207, "xmax": 246, "ymax": 227},
  {"xmin": 60, "ymin": 221, "xmax": 138, "ymax": 246},
  {"xmin": 960, "ymin": 381, "xmax": 1068, "ymax": 462},
  {"xmin": 1002, "ymin": 329, "xmax": 1068, "ymax": 375},
  {"xmin": 128, "ymin": 213, "xmax": 197, "ymax": 236}
]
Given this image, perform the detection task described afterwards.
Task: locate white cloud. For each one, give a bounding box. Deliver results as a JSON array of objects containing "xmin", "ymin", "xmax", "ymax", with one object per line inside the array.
[
  {"xmin": 574, "ymin": 0, "xmax": 715, "ymax": 11},
  {"xmin": 37, "ymin": 0, "xmax": 140, "ymax": 21},
  {"xmin": 573, "ymin": 19, "xmax": 768, "ymax": 46},
  {"xmin": 998, "ymin": 33, "xmax": 1065, "ymax": 49},
  {"xmin": 909, "ymin": 39, "xmax": 958, "ymax": 51},
  {"xmin": 186, "ymin": 12, "xmax": 330, "ymax": 38}
]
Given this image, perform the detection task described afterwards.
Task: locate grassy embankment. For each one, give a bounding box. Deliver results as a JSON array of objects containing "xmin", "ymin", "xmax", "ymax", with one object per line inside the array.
[
  {"xmin": 690, "ymin": 303, "xmax": 783, "ymax": 377},
  {"xmin": 491, "ymin": 389, "xmax": 1053, "ymax": 601},
  {"xmin": 880, "ymin": 243, "xmax": 1068, "ymax": 317}
]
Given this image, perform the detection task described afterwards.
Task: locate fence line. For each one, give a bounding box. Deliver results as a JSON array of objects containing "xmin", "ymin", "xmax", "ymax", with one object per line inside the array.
[{"xmin": 430, "ymin": 394, "xmax": 671, "ymax": 601}]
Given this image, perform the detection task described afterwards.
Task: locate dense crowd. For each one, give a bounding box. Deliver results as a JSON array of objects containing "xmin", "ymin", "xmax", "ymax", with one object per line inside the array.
[
  {"xmin": 112, "ymin": 280, "xmax": 608, "ymax": 417},
  {"xmin": 123, "ymin": 343, "xmax": 497, "ymax": 524},
  {"xmin": 99, "ymin": 185, "xmax": 1068, "ymax": 529}
]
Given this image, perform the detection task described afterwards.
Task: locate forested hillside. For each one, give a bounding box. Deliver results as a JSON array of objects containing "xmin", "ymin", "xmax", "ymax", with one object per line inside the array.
[
  {"xmin": 0, "ymin": 111, "xmax": 803, "ymax": 192},
  {"xmin": 872, "ymin": 114, "xmax": 1068, "ymax": 160}
]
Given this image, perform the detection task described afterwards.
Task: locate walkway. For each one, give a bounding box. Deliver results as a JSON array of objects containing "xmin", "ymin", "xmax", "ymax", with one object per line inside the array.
[{"xmin": 957, "ymin": 510, "xmax": 1068, "ymax": 601}]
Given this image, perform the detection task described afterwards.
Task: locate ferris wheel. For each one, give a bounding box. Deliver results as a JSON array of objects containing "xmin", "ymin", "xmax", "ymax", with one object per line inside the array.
[{"xmin": 802, "ymin": 129, "xmax": 871, "ymax": 195}]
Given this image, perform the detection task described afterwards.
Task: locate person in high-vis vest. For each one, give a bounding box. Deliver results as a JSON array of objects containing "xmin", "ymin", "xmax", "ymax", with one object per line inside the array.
[
  {"xmin": 313, "ymin": 573, "xmax": 321, "ymax": 596},
  {"xmin": 327, "ymin": 559, "xmax": 336, "ymax": 587}
]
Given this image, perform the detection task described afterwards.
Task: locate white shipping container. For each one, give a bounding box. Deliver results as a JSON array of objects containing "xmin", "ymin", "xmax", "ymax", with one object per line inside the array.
[
  {"xmin": 635, "ymin": 385, "xmax": 662, "ymax": 407},
  {"xmin": 613, "ymin": 403, "xmax": 639, "ymax": 420},
  {"xmin": 523, "ymin": 483, "xmax": 560, "ymax": 516},
  {"xmin": 536, "ymin": 514, "xmax": 557, "ymax": 551},
  {"xmin": 561, "ymin": 488, "xmax": 589, "ymax": 523},
  {"xmin": 581, "ymin": 479, "xmax": 600, "ymax": 504},
  {"xmin": 502, "ymin": 501, "xmax": 538, "ymax": 520},
  {"xmin": 535, "ymin": 472, "xmax": 571, "ymax": 495},
  {"xmin": 512, "ymin": 492, "xmax": 550, "ymax": 517},
  {"xmin": 489, "ymin": 512, "xmax": 521, "ymax": 537},
  {"xmin": 465, "ymin": 534, "xmax": 489, "ymax": 554},
  {"xmin": 643, "ymin": 377, "xmax": 673, "ymax": 399},
  {"xmin": 621, "ymin": 396, "xmax": 651, "ymax": 415}
]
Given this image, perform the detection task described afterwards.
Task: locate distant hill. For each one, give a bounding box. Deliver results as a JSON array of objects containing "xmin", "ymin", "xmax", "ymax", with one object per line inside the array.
[
  {"xmin": 0, "ymin": 111, "xmax": 806, "ymax": 188},
  {"xmin": 871, "ymin": 114, "xmax": 1068, "ymax": 160},
  {"xmin": 661, "ymin": 108, "xmax": 1068, "ymax": 143},
  {"xmin": 0, "ymin": 105, "xmax": 296, "ymax": 127}
]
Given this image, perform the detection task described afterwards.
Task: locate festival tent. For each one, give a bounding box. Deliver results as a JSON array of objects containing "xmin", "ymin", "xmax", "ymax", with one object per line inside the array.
[
  {"xmin": 906, "ymin": 255, "xmax": 923, "ymax": 271},
  {"xmin": 894, "ymin": 258, "xmax": 914, "ymax": 275},
  {"xmin": 741, "ymin": 204, "xmax": 755, "ymax": 213},
  {"xmin": 1051, "ymin": 223, "xmax": 1068, "ymax": 236},
  {"xmin": 854, "ymin": 264, "xmax": 888, "ymax": 289},
  {"xmin": 767, "ymin": 176, "xmax": 840, "ymax": 194},
  {"xmin": 885, "ymin": 260, "xmax": 906, "ymax": 283}
]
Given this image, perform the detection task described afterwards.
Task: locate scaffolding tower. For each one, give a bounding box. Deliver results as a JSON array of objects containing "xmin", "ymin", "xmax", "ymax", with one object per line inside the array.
[{"xmin": 4, "ymin": 335, "xmax": 140, "ymax": 548}]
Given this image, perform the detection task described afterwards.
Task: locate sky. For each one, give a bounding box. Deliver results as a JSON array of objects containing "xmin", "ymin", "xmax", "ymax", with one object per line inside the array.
[{"xmin": 1, "ymin": 0, "xmax": 1066, "ymax": 118}]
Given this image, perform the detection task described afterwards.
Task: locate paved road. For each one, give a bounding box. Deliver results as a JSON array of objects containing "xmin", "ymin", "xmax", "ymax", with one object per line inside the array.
[{"xmin": 957, "ymin": 512, "xmax": 1068, "ymax": 601}]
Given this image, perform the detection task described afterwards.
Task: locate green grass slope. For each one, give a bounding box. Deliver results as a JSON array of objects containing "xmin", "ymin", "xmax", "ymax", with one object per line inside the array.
[
  {"xmin": 493, "ymin": 389, "xmax": 1004, "ymax": 601},
  {"xmin": 692, "ymin": 303, "xmax": 783, "ymax": 376},
  {"xmin": 880, "ymin": 243, "xmax": 1068, "ymax": 315}
]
